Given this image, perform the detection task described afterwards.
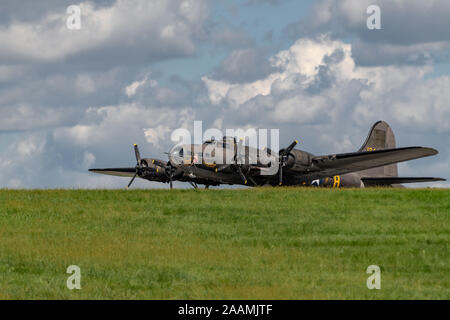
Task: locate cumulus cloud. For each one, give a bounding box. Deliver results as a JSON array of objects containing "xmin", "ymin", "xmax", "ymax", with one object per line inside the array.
[
  {"xmin": 210, "ymin": 48, "xmax": 277, "ymax": 83},
  {"xmin": 17, "ymin": 136, "xmax": 46, "ymax": 158},
  {"xmin": 53, "ymin": 103, "xmax": 194, "ymax": 148},
  {"xmin": 287, "ymin": 0, "xmax": 450, "ymax": 66},
  {"xmin": 143, "ymin": 125, "xmax": 172, "ymax": 148},
  {"xmin": 0, "ymin": 67, "xmax": 129, "ymax": 132},
  {"xmin": 0, "ymin": 0, "xmax": 208, "ymax": 65},
  {"xmin": 0, "ymin": 134, "xmax": 47, "ymax": 188},
  {"xmin": 202, "ymin": 37, "xmax": 357, "ymax": 114},
  {"xmin": 125, "ymin": 75, "xmax": 157, "ymax": 97}
]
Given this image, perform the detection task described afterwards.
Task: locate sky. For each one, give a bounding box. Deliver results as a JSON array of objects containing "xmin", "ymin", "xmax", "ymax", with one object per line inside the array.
[{"xmin": 0, "ymin": 0, "xmax": 449, "ymax": 189}]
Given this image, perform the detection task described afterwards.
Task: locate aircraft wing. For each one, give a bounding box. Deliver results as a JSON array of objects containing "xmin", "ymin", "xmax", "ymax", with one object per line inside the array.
[
  {"xmin": 306, "ymin": 146, "xmax": 438, "ymax": 178},
  {"xmin": 89, "ymin": 168, "xmax": 136, "ymax": 177},
  {"xmin": 361, "ymin": 176, "xmax": 446, "ymax": 186}
]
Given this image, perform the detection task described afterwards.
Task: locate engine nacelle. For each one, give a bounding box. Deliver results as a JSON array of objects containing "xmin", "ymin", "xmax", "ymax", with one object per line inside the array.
[
  {"xmin": 141, "ymin": 158, "xmax": 167, "ymax": 176},
  {"xmin": 285, "ymin": 149, "xmax": 313, "ymax": 172}
]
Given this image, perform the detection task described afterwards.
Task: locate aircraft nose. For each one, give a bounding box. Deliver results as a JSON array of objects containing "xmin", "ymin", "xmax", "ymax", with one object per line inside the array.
[{"xmin": 168, "ymin": 146, "xmax": 184, "ymax": 165}]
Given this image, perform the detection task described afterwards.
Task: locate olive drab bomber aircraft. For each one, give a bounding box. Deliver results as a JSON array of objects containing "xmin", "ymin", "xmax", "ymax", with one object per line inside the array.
[{"xmin": 89, "ymin": 121, "xmax": 445, "ymax": 189}]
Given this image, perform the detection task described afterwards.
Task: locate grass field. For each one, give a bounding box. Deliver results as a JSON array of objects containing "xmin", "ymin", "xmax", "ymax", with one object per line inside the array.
[{"xmin": 0, "ymin": 188, "xmax": 449, "ymax": 299}]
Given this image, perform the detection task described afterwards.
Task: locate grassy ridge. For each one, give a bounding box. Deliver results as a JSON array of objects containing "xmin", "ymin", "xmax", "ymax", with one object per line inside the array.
[{"xmin": 0, "ymin": 188, "xmax": 449, "ymax": 299}]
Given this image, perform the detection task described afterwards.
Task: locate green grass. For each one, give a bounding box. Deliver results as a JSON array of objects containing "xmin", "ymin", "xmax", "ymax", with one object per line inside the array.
[{"xmin": 0, "ymin": 188, "xmax": 449, "ymax": 299}]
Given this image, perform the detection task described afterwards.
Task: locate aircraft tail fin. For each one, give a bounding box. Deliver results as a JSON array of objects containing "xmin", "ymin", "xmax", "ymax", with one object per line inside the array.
[
  {"xmin": 357, "ymin": 120, "xmax": 398, "ymax": 177},
  {"xmin": 356, "ymin": 121, "xmax": 444, "ymax": 186}
]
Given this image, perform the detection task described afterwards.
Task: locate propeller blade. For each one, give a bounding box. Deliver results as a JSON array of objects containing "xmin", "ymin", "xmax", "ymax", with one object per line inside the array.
[
  {"xmin": 134, "ymin": 144, "xmax": 141, "ymax": 165},
  {"xmin": 285, "ymin": 140, "xmax": 298, "ymax": 154},
  {"xmin": 236, "ymin": 166, "xmax": 248, "ymax": 185},
  {"xmin": 247, "ymin": 175, "xmax": 257, "ymax": 186},
  {"xmin": 127, "ymin": 173, "xmax": 137, "ymax": 189},
  {"xmin": 233, "ymin": 137, "xmax": 238, "ymax": 162},
  {"xmin": 165, "ymin": 162, "xmax": 175, "ymax": 189},
  {"xmin": 235, "ymin": 139, "xmax": 245, "ymax": 165},
  {"xmin": 278, "ymin": 163, "xmax": 283, "ymax": 186}
]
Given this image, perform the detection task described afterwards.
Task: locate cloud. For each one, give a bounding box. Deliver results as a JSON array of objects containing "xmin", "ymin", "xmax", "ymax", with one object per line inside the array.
[
  {"xmin": 286, "ymin": 0, "xmax": 450, "ymax": 66},
  {"xmin": 125, "ymin": 75, "xmax": 157, "ymax": 97},
  {"xmin": 82, "ymin": 151, "xmax": 96, "ymax": 169},
  {"xmin": 202, "ymin": 37, "xmax": 358, "ymax": 111},
  {"xmin": 0, "ymin": 0, "xmax": 208, "ymax": 65},
  {"xmin": 0, "ymin": 67, "xmax": 130, "ymax": 132},
  {"xmin": 210, "ymin": 48, "xmax": 278, "ymax": 83},
  {"xmin": 353, "ymin": 72, "xmax": 450, "ymax": 133},
  {"xmin": 17, "ymin": 136, "xmax": 46, "ymax": 158},
  {"xmin": 0, "ymin": 133, "xmax": 48, "ymax": 188},
  {"xmin": 143, "ymin": 126, "xmax": 172, "ymax": 148},
  {"xmin": 209, "ymin": 27, "xmax": 255, "ymax": 50},
  {"xmin": 53, "ymin": 103, "xmax": 194, "ymax": 148}
]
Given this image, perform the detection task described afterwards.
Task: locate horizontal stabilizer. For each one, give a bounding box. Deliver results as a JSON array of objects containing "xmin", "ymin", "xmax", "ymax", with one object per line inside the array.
[
  {"xmin": 89, "ymin": 168, "xmax": 136, "ymax": 178},
  {"xmin": 309, "ymin": 146, "xmax": 438, "ymax": 178},
  {"xmin": 362, "ymin": 177, "xmax": 446, "ymax": 186}
]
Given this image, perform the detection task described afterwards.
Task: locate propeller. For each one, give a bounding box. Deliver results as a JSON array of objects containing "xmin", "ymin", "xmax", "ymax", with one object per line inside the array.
[
  {"xmin": 128, "ymin": 144, "xmax": 177, "ymax": 189},
  {"xmin": 218, "ymin": 137, "xmax": 258, "ymax": 185},
  {"xmin": 232, "ymin": 137, "xmax": 251, "ymax": 185},
  {"xmin": 127, "ymin": 144, "xmax": 142, "ymax": 189},
  {"xmin": 216, "ymin": 137, "xmax": 243, "ymax": 173},
  {"xmin": 222, "ymin": 137, "xmax": 247, "ymax": 184},
  {"xmin": 165, "ymin": 161, "xmax": 176, "ymax": 189},
  {"xmin": 278, "ymin": 140, "xmax": 298, "ymax": 186}
]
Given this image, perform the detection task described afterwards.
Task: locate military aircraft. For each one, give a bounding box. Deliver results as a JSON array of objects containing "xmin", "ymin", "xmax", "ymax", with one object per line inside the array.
[{"xmin": 89, "ymin": 121, "xmax": 445, "ymax": 188}]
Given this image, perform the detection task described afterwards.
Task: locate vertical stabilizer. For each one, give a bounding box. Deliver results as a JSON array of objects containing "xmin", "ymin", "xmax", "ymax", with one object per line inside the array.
[{"xmin": 358, "ymin": 121, "xmax": 398, "ymax": 177}]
